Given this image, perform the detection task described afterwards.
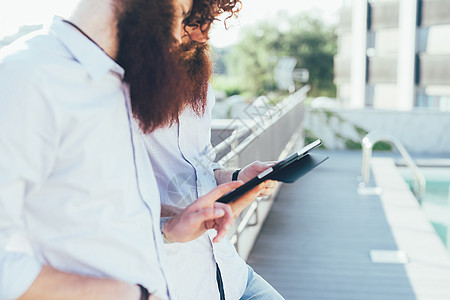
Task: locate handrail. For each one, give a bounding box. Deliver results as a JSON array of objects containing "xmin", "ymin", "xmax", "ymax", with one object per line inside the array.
[
  {"xmin": 212, "ymin": 85, "xmax": 310, "ymax": 253},
  {"xmin": 360, "ymin": 131, "xmax": 426, "ymax": 202},
  {"xmin": 212, "ymin": 85, "xmax": 311, "ymax": 162}
]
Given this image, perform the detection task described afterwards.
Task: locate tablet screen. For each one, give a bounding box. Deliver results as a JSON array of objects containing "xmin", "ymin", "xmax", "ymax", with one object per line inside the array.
[{"xmin": 217, "ymin": 139, "xmax": 326, "ymax": 204}]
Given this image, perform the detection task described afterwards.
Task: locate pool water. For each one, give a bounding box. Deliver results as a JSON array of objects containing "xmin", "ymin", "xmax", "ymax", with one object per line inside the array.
[{"xmin": 401, "ymin": 168, "xmax": 450, "ymax": 250}]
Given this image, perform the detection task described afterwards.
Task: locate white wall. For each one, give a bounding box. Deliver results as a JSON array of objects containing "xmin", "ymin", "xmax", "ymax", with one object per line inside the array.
[{"xmin": 305, "ymin": 108, "xmax": 450, "ymax": 155}]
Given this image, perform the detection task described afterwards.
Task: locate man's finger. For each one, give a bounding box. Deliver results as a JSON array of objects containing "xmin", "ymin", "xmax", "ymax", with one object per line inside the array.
[
  {"xmin": 212, "ymin": 203, "xmax": 234, "ymax": 243},
  {"xmin": 262, "ymin": 161, "xmax": 278, "ymax": 167},
  {"xmin": 251, "ymin": 161, "xmax": 278, "ymax": 173},
  {"xmin": 193, "ymin": 181, "xmax": 243, "ymax": 208},
  {"xmin": 257, "ymin": 161, "xmax": 278, "ymax": 167},
  {"xmin": 250, "ymin": 183, "xmax": 264, "ymax": 197},
  {"xmin": 192, "ymin": 207, "xmax": 233, "ymax": 243},
  {"xmin": 193, "ymin": 208, "xmax": 226, "ymax": 225},
  {"xmin": 263, "ymin": 180, "xmax": 278, "ymax": 189},
  {"xmin": 228, "ymin": 183, "xmax": 264, "ymax": 218}
]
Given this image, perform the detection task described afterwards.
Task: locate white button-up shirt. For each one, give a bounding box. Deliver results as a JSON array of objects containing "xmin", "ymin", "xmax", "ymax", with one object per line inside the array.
[
  {"xmin": 0, "ymin": 17, "xmax": 172, "ymax": 299},
  {"xmin": 144, "ymin": 88, "xmax": 248, "ymax": 300}
]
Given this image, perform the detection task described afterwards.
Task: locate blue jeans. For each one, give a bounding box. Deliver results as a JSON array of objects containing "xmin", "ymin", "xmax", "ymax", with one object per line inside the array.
[{"xmin": 240, "ymin": 265, "xmax": 285, "ymax": 300}]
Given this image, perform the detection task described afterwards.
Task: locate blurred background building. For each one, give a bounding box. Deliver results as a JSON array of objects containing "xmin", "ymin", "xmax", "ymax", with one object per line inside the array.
[{"xmin": 335, "ymin": 0, "xmax": 450, "ymax": 111}]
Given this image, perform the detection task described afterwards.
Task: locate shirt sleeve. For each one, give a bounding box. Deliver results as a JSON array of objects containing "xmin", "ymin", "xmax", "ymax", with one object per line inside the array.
[{"xmin": 0, "ymin": 61, "xmax": 57, "ymax": 298}]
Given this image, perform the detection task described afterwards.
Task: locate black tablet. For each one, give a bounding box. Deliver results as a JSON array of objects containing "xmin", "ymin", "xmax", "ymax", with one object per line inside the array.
[{"xmin": 217, "ymin": 139, "xmax": 328, "ymax": 204}]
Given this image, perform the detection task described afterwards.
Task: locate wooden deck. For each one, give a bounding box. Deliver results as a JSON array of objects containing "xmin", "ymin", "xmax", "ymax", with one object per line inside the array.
[{"xmin": 247, "ymin": 150, "xmax": 450, "ymax": 300}]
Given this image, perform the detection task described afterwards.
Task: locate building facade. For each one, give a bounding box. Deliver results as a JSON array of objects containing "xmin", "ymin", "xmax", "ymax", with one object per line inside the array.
[{"xmin": 334, "ymin": 0, "xmax": 450, "ymax": 111}]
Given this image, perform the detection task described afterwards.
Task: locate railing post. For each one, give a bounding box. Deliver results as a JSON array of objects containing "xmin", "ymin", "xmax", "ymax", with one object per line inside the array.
[
  {"xmin": 361, "ymin": 136, "xmax": 373, "ymax": 186},
  {"xmin": 213, "ymin": 86, "xmax": 310, "ymax": 255},
  {"xmin": 358, "ymin": 131, "xmax": 426, "ymax": 202}
]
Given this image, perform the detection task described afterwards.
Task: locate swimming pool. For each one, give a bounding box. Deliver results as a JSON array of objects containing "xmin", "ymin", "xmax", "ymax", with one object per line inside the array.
[{"xmin": 400, "ymin": 167, "xmax": 450, "ymax": 250}]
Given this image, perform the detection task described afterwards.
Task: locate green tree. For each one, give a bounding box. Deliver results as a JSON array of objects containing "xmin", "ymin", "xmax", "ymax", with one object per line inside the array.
[{"xmin": 223, "ymin": 12, "xmax": 337, "ymax": 97}]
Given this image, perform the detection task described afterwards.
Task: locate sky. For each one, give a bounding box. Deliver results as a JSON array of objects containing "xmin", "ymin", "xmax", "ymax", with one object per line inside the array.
[{"xmin": 0, "ymin": 0, "xmax": 343, "ymax": 48}]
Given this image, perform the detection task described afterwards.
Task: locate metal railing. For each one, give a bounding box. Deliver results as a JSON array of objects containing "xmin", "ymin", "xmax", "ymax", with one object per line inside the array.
[
  {"xmin": 360, "ymin": 131, "xmax": 426, "ymax": 203},
  {"xmin": 213, "ymin": 86, "xmax": 310, "ymax": 165},
  {"xmin": 212, "ymin": 86, "xmax": 310, "ymax": 253}
]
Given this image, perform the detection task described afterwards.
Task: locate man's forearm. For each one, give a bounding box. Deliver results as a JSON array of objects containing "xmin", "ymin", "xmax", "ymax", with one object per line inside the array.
[{"xmin": 19, "ymin": 265, "xmax": 140, "ymax": 300}]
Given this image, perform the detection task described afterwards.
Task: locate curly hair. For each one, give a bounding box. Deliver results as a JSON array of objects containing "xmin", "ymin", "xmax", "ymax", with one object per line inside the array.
[
  {"xmin": 114, "ymin": 0, "xmax": 242, "ymax": 133},
  {"xmin": 184, "ymin": 0, "xmax": 242, "ymax": 37}
]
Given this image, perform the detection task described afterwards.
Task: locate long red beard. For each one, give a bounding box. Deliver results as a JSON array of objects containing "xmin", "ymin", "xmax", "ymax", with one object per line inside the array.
[
  {"xmin": 177, "ymin": 41, "xmax": 213, "ymax": 116},
  {"xmin": 116, "ymin": 0, "xmax": 191, "ymax": 133}
]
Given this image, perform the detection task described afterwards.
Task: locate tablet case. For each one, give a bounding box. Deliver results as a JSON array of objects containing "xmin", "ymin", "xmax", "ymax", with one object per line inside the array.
[
  {"xmin": 217, "ymin": 153, "xmax": 329, "ymax": 204},
  {"xmin": 270, "ymin": 153, "xmax": 328, "ymax": 183}
]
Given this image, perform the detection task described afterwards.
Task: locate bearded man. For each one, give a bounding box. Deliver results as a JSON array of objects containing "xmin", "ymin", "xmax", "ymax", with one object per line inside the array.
[
  {"xmin": 0, "ymin": 0, "xmax": 263, "ymax": 299},
  {"xmin": 144, "ymin": 1, "xmax": 284, "ymax": 299}
]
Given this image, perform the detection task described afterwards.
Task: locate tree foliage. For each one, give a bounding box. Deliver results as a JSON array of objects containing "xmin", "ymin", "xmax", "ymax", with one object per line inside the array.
[{"xmin": 221, "ymin": 12, "xmax": 337, "ymax": 97}]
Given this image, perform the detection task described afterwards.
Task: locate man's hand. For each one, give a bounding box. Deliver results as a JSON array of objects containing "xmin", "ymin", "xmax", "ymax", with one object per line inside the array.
[
  {"xmin": 213, "ymin": 161, "xmax": 279, "ymax": 218},
  {"xmin": 238, "ymin": 161, "xmax": 279, "ymax": 197},
  {"xmin": 161, "ymin": 204, "xmax": 183, "ymax": 217},
  {"xmin": 227, "ymin": 180, "xmax": 269, "ymax": 218},
  {"xmin": 163, "ymin": 181, "xmax": 243, "ymax": 243}
]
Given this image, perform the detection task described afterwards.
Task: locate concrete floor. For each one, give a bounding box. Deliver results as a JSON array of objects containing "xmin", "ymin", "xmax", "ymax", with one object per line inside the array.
[{"xmin": 247, "ymin": 150, "xmax": 450, "ymax": 300}]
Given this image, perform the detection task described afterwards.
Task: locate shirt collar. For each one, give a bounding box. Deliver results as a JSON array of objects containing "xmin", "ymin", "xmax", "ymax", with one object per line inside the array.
[{"xmin": 48, "ymin": 16, "xmax": 125, "ymax": 81}]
